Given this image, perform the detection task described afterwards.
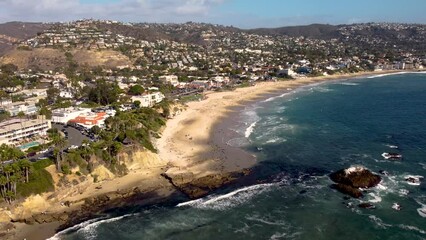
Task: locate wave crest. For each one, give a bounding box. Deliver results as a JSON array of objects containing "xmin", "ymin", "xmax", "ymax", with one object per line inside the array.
[{"xmin": 176, "ymin": 182, "xmax": 277, "ymax": 210}]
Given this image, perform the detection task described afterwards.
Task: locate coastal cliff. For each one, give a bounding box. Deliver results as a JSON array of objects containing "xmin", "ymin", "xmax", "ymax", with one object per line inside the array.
[{"xmin": 0, "ymin": 144, "xmax": 253, "ymax": 239}]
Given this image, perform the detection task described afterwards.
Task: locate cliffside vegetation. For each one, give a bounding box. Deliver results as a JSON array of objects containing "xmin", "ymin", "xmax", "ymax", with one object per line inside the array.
[{"xmin": 0, "ymin": 145, "xmax": 54, "ymax": 203}]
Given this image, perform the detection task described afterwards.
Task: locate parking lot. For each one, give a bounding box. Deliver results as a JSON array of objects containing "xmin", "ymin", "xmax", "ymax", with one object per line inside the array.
[{"xmin": 53, "ymin": 123, "xmax": 90, "ymax": 148}]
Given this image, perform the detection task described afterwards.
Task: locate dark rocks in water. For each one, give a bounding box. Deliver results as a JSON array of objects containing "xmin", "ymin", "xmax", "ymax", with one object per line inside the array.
[
  {"xmin": 345, "ymin": 202, "xmax": 354, "ymax": 208},
  {"xmin": 358, "ymin": 203, "xmax": 376, "ymax": 209},
  {"xmin": 331, "ymin": 183, "xmax": 363, "ymax": 198},
  {"xmin": 379, "ymin": 170, "xmax": 390, "ymax": 176},
  {"xmin": 299, "ymin": 190, "xmax": 307, "ymax": 194},
  {"xmin": 343, "ymin": 196, "xmax": 351, "ymax": 201},
  {"xmin": 162, "ymin": 169, "xmax": 251, "ymax": 199},
  {"xmin": 329, "ymin": 166, "xmax": 381, "ymax": 198}
]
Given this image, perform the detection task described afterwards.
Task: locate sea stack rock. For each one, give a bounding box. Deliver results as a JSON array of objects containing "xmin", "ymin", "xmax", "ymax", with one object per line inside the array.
[{"xmin": 329, "ymin": 166, "xmax": 381, "ymax": 198}]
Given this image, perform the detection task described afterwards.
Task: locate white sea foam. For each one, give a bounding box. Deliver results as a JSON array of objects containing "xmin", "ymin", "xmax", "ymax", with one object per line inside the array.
[
  {"xmin": 310, "ymin": 86, "xmax": 333, "ymax": 93},
  {"xmin": 176, "ymin": 182, "xmax": 276, "ymax": 210},
  {"xmin": 368, "ymin": 215, "xmax": 392, "ymax": 229},
  {"xmin": 398, "ymin": 189, "xmax": 409, "ymax": 196},
  {"xmin": 270, "ymin": 231, "xmax": 302, "ymax": 240},
  {"xmin": 417, "ymin": 207, "xmax": 426, "ymax": 218},
  {"xmin": 265, "ymin": 137, "xmax": 287, "ymax": 144},
  {"xmin": 246, "ymin": 215, "xmax": 288, "ymax": 226},
  {"xmin": 226, "ymin": 137, "xmax": 250, "ymax": 147},
  {"xmin": 263, "ymin": 92, "xmax": 290, "ymax": 103},
  {"xmin": 47, "ymin": 218, "xmax": 104, "ymax": 240},
  {"xmin": 54, "ymin": 214, "xmax": 135, "ymax": 239},
  {"xmin": 339, "ymin": 82, "xmax": 359, "ymax": 86},
  {"xmin": 48, "ymin": 214, "xmax": 136, "ymax": 240},
  {"xmin": 398, "ymin": 224, "xmax": 426, "ymax": 235},
  {"xmin": 404, "ymin": 175, "xmax": 424, "ymax": 186},
  {"xmin": 78, "ymin": 214, "xmax": 135, "ymax": 239},
  {"xmin": 245, "ymin": 121, "xmax": 257, "ymax": 138},
  {"xmin": 367, "ymin": 72, "xmax": 411, "ymax": 79},
  {"xmin": 176, "ymin": 198, "xmax": 204, "ymax": 207},
  {"xmin": 367, "ymin": 193, "xmax": 382, "ymax": 203},
  {"xmin": 375, "ymin": 183, "xmax": 388, "ymax": 191},
  {"xmin": 276, "ymin": 106, "xmax": 287, "ymax": 113}
]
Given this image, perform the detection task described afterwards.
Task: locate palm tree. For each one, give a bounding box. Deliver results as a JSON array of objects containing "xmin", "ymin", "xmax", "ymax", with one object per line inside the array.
[
  {"xmin": 53, "ymin": 148, "xmax": 61, "ymax": 172},
  {"xmin": 0, "ymin": 175, "xmax": 7, "ymax": 201},
  {"xmin": 5, "ymin": 190, "xmax": 14, "ymax": 204},
  {"xmin": 9, "ymin": 174, "xmax": 19, "ymax": 197},
  {"xmin": 3, "ymin": 165, "xmax": 12, "ymax": 186},
  {"xmin": 53, "ymin": 138, "xmax": 67, "ymax": 172},
  {"xmin": 19, "ymin": 159, "xmax": 31, "ymax": 183},
  {"xmin": 49, "ymin": 128, "xmax": 68, "ymax": 172},
  {"xmin": 80, "ymin": 139, "xmax": 94, "ymax": 161}
]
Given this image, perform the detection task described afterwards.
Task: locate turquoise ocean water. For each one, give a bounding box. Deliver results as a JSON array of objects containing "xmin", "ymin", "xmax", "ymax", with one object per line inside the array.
[{"xmin": 52, "ymin": 73, "xmax": 426, "ymax": 240}]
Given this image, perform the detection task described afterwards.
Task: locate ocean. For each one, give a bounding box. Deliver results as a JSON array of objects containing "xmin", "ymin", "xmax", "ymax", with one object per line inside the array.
[{"xmin": 52, "ymin": 73, "xmax": 426, "ymax": 240}]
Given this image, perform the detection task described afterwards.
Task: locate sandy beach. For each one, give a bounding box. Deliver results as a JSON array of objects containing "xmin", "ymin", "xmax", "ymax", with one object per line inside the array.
[
  {"xmin": 157, "ymin": 70, "xmax": 407, "ymax": 179},
  {"xmin": 5, "ymin": 70, "xmax": 412, "ymax": 239}
]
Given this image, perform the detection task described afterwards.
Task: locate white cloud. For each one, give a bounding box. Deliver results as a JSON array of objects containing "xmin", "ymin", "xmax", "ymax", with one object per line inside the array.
[{"xmin": 0, "ymin": 0, "xmax": 227, "ymax": 23}]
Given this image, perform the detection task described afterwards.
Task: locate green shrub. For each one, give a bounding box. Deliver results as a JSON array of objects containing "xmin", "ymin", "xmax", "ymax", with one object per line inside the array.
[{"xmin": 16, "ymin": 159, "xmax": 54, "ymax": 198}]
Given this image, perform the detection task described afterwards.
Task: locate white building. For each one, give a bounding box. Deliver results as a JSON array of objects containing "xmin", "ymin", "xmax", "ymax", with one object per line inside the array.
[
  {"xmin": 278, "ymin": 69, "xmax": 298, "ymax": 78},
  {"xmin": 10, "ymin": 89, "xmax": 48, "ymax": 98},
  {"xmin": 0, "ymin": 101, "xmax": 38, "ymax": 116},
  {"xmin": 159, "ymin": 75, "xmax": 179, "ymax": 87},
  {"xmin": 52, "ymin": 107, "xmax": 92, "ymax": 124},
  {"xmin": 69, "ymin": 111, "xmax": 114, "ymax": 129},
  {"xmin": 0, "ymin": 99, "xmax": 13, "ymax": 107},
  {"xmin": 210, "ymin": 76, "xmax": 230, "ymax": 83},
  {"xmin": 59, "ymin": 90, "xmax": 74, "ymax": 99},
  {"xmin": 0, "ymin": 115, "xmax": 51, "ymax": 146},
  {"xmin": 131, "ymin": 92, "xmax": 165, "ymax": 107}
]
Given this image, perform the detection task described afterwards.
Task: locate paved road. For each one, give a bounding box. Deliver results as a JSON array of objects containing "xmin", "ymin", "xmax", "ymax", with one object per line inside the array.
[{"xmin": 53, "ymin": 123, "xmax": 89, "ymax": 148}]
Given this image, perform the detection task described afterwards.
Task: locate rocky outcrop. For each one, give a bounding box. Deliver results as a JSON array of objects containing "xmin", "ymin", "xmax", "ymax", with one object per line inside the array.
[
  {"xmin": 329, "ymin": 166, "xmax": 381, "ymax": 198},
  {"xmin": 12, "ymin": 184, "xmax": 175, "ymax": 231},
  {"xmin": 358, "ymin": 203, "xmax": 376, "ymax": 209},
  {"xmin": 91, "ymin": 165, "xmax": 115, "ymax": 182},
  {"xmin": 119, "ymin": 148, "xmax": 168, "ymax": 171},
  {"xmin": 0, "ymin": 222, "xmax": 15, "ymax": 239},
  {"xmin": 331, "ymin": 183, "xmax": 363, "ymax": 198},
  {"xmin": 162, "ymin": 169, "xmax": 251, "ymax": 199}
]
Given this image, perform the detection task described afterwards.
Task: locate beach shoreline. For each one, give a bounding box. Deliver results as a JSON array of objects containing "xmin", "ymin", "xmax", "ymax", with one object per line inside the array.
[
  {"xmin": 157, "ymin": 70, "xmax": 420, "ymax": 179},
  {"xmin": 8, "ymin": 69, "xmax": 423, "ymax": 239}
]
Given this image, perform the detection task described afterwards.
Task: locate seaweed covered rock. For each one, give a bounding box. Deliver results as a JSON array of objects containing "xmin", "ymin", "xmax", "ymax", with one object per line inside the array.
[{"xmin": 330, "ymin": 166, "xmax": 381, "ymax": 198}]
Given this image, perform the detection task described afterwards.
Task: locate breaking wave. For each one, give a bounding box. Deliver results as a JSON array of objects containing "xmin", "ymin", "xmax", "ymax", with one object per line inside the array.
[
  {"xmin": 176, "ymin": 182, "xmax": 277, "ymax": 210},
  {"xmin": 367, "ymin": 72, "xmax": 410, "ymax": 79},
  {"xmin": 48, "ymin": 214, "xmax": 136, "ymax": 240},
  {"xmin": 245, "ymin": 121, "xmax": 258, "ymax": 138}
]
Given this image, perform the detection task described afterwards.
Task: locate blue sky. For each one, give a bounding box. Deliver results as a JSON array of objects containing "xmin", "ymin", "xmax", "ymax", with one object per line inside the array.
[{"xmin": 1, "ymin": 0, "xmax": 425, "ymax": 28}]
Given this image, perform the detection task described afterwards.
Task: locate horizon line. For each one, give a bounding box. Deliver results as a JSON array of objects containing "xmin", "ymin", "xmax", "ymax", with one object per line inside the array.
[{"xmin": 1, "ymin": 19, "xmax": 425, "ymax": 30}]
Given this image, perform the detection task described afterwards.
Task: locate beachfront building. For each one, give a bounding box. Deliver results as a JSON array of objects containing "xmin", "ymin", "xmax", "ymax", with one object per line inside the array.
[
  {"xmin": 189, "ymin": 80, "xmax": 210, "ymax": 89},
  {"xmin": 69, "ymin": 112, "xmax": 111, "ymax": 129},
  {"xmin": 0, "ymin": 115, "xmax": 51, "ymax": 146},
  {"xmin": 131, "ymin": 92, "xmax": 165, "ymax": 107},
  {"xmin": 278, "ymin": 69, "xmax": 297, "ymax": 78},
  {"xmin": 159, "ymin": 75, "xmax": 179, "ymax": 87},
  {"xmin": 52, "ymin": 107, "xmax": 92, "ymax": 124}
]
